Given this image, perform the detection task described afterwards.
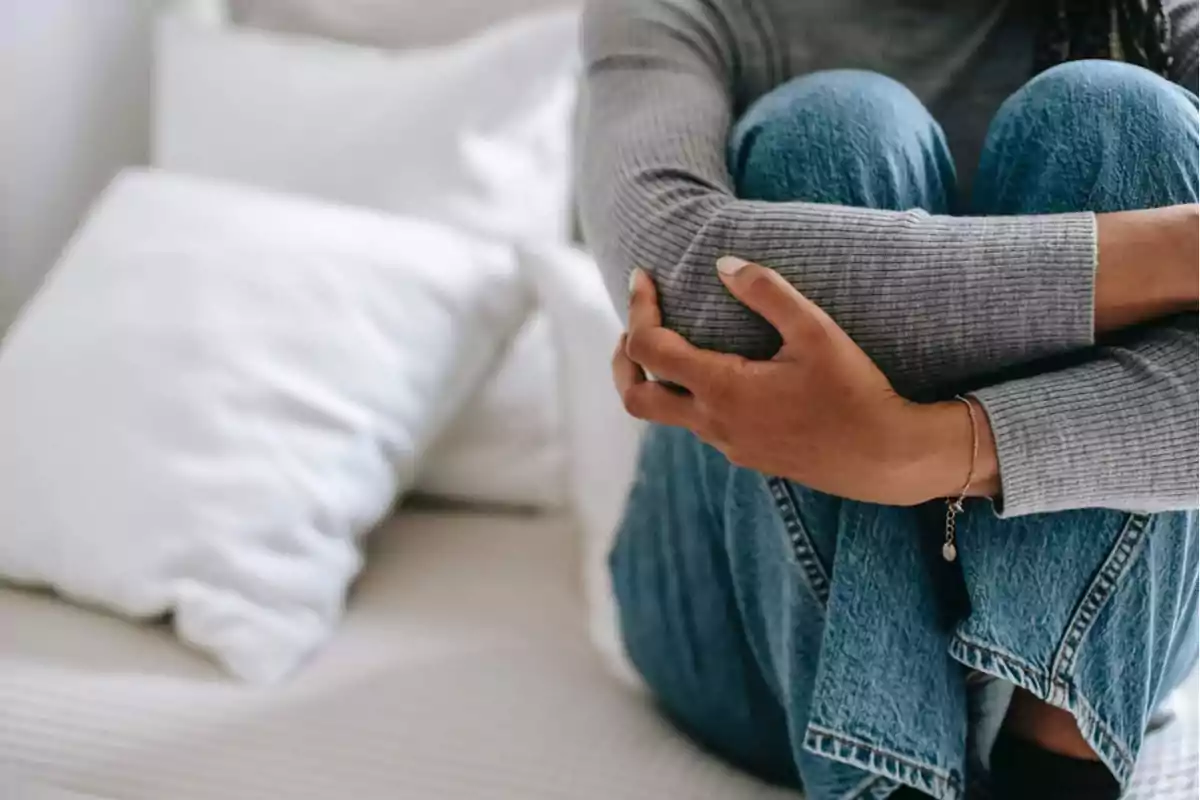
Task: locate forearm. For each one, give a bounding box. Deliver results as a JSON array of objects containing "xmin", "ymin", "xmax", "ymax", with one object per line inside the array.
[
  {"xmin": 1095, "ymin": 205, "xmax": 1199, "ymax": 333},
  {"xmin": 891, "ymin": 315, "xmax": 1199, "ymax": 516}
]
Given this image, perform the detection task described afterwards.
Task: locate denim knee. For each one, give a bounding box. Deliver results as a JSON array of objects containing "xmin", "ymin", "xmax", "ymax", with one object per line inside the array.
[
  {"xmin": 728, "ymin": 70, "xmax": 955, "ymax": 211},
  {"xmin": 974, "ymin": 60, "xmax": 1199, "ymax": 214}
]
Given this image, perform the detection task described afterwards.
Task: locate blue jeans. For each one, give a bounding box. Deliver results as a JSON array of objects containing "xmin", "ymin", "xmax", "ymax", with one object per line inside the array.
[{"xmin": 610, "ymin": 62, "xmax": 1199, "ymax": 800}]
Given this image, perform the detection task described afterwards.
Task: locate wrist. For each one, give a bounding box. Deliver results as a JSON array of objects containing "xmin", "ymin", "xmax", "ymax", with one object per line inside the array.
[
  {"xmin": 1168, "ymin": 205, "xmax": 1199, "ymax": 304},
  {"xmin": 884, "ymin": 398, "xmax": 1000, "ymax": 505}
]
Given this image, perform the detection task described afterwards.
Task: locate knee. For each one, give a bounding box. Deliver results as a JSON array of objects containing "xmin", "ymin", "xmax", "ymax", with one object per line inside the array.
[
  {"xmin": 998, "ymin": 60, "xmax": 1196, "ymax": 149},
  {"xmin": 728, "ymin": 70, "xmax": 953, "ymax": 210},
  {"xmin": 978, "ymin": 61, "xmax": 1199, "ymax": 212}
]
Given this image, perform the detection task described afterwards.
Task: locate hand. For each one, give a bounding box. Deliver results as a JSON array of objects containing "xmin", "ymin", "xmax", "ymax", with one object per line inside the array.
[{"xmin": 612, "ymin": 259, "xmax": 997, "ymax": 505}]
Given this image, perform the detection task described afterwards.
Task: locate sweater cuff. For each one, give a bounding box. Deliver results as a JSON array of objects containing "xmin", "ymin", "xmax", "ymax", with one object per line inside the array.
[
  {"xmin": 967, "ymin": 356, "xmax": 1191, "ymax": 519},
  {"xmin": 946, "ymin": 210, "xmax": 1097, "ymax": 367},
  {"xmin": 969, "ymin": 382, "xmax": 1060, "ymax": 519}
]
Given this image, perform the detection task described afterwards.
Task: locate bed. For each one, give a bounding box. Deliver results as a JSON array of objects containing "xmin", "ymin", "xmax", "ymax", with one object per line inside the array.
[{"xmin": 0, "ymin": 507, "xmax": 800, "ymax": 800}]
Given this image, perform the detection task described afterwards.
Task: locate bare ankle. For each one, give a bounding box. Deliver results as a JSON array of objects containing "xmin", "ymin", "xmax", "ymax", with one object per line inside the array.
[{"xmin": 1002, "ymin": 688, "xmax": 1100, "ymax": 761}]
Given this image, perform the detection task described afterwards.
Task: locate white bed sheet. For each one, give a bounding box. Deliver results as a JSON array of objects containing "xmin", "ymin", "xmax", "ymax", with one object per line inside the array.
[
  {"xmin": 0, "ymin": 508, "xmax": 1194, "ymax": 799},
  {"xmin": 0, "ymin": 509, "xmax": 794, "ymax": 800}
]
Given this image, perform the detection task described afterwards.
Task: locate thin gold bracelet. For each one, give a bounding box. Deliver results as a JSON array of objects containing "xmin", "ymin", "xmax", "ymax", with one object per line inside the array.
[{"xmin": 942, "ymin": 395, "xmax": 978, "ymax": 563}]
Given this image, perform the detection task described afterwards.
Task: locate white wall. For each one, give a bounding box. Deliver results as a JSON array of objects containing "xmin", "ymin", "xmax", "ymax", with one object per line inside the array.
[{"xmin": 0, "ymin": 0, "xmax": 157, "ymax": 333}]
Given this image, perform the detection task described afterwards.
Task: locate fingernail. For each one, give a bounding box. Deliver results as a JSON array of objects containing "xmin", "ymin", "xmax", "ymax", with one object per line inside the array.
[
  {"xmin": 716, "ymin": 256, "xmax": 749, "ymax": 277},
  {"xmin": 628, "ymin": 268, "xmax": 642, "ymax": 295}
]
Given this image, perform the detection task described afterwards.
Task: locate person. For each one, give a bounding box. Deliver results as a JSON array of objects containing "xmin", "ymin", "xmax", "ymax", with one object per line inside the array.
[{"xmin": 576, "ymin": 0, "xmax": 1199, "ymax": 798}]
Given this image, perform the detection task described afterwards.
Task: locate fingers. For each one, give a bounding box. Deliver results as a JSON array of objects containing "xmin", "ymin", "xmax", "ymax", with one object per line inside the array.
[
  {"xmin": 611, "ymin": 333, "xmax": 645, "ymax": 396},
  {"xmin": 626, "ymin": 268, "xmax": 662, "ymax": 332},
  {"xmin": 626, "ymin": 327, "xmax": 721, "ymax": 390},
  {"xmin": 614, "ymin": 329, "xmax": 703, "ymax": 428},
  {"xmin": 626, "ymin": 267, "xmax": 725, "ymax": 390},
  {"xmin": 620, "ymin": 379, "xmax": 700, "ymax": 429},
  {"xmin": 715, "ymin": 256, "xmax": 831, "ymax": 344}
]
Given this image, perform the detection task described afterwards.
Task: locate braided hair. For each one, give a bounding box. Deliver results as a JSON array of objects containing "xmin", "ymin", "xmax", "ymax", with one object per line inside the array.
[{"xmin": 1033, "ymin": 0, "xmax": 1173, "ymax": 77}]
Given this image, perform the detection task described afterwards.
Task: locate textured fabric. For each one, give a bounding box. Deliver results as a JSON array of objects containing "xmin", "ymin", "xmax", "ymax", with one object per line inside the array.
[
  {"xmin": 606, "ymin": 65, "xmax": 1198, "ymax": 800},
  {"xmin": 611, "ymin": 424, "xmax": 1197, "ymax": 800},
  {"xmin": 576, "ymin": 0, "xmax": 1200, "ymax": 517}
]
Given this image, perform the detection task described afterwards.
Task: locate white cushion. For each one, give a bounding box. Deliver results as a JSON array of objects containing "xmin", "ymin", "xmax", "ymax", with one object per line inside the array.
[
  {"xmin": 154, "ymin": 8, "xmax": 579, "ymax": 244},
  {"xmin": 519, "ymin": 243, "xmax": 645, "ymax": 687},
  {"xmin": 0, "ymin": 169, "xmax": 528, "ymax": 683},
  {"xmin": 416, "ymin": 312, "xmax": 568, "ymax": 509}
]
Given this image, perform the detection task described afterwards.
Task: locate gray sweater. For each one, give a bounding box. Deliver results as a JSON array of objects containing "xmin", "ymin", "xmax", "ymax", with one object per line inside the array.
[{"xmin": 577, "ymin": 0, "xmax": 1199, "ymax": 517}]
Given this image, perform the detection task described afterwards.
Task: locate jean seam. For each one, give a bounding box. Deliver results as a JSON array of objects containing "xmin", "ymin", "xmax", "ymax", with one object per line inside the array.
[
  {"xmin": 948, "ymin": 636, "xmax": 1135, "ymax": 784},
  {"xmin": 767, "ymin": 477, "xmax": 831, "ymax": 606},
  {"xmin": 805, "ymin": 723, "xmax": 961, "ymax": 800},
  {"xmin": 1049, "ymin": 513, "xmax": 1151, "ymax": 685}
]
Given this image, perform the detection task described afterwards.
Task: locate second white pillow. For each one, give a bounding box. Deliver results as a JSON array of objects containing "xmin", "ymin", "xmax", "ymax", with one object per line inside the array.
[
  {"xmin": 416, "ymin": 312, "xmax": 568, "ymax": 509},
  {"xmin": 154, "ymin": 8, "xmax": 580, "ymax": 243}
]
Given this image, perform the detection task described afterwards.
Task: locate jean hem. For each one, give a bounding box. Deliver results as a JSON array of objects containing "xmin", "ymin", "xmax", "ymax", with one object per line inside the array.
[
  {"xmin": 948, "ymin": 634, "xmax": 1134, "ymax": 786},
  {"xmin": 804, "ymin": 724, "xmax": 963, "ymax": 800}
]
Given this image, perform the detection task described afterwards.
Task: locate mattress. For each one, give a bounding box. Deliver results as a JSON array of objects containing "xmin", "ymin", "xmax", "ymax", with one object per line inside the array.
[{"xmin": 1, "ymin": 508, "xmax": 1195, "ymax": 799}]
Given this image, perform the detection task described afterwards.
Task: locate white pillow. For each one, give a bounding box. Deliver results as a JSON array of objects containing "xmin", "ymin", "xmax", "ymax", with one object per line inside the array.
[
  {"xmin": 416, "ymin": 312, "xmax": 568, "ymax": 508},
  {"xmin": 153, "ymin": 8, "xmax": 579, "ymax": 244},
  {"xmin": 519, "ymin": 243, "xmax": 645, "ymax": 689},
  {"xmin": 0, "ymin": 170, "xmax": 529, "ymax": 683}
]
